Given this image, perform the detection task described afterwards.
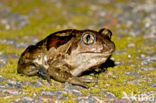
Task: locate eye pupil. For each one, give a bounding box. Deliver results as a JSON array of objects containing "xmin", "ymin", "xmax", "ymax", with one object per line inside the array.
[
  {"xmin": 81, "ymin": 32, "xmax": 96, "ymax": 45},
  {"xmin": 86, "ymin": 35, "xmax": 90, "ymax": 42}
]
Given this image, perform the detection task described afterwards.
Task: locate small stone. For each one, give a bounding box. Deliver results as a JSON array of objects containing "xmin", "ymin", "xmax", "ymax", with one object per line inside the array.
[
  {"xmin": 7, "ymin": 80, "xmax": 23, "ymax": 89},
  {"xmin": 31, "ymin": 36, "xmax": 39, "ymax": 44},
  {"xmin": 128, "ymin": 54, "xmax": 131, "ymax": 58},
  {"xmin": 113, "ymin": 75, "xmax": 119, "ymax": 79},
  {"xmin": 115, "ymin": 61, "xmax": 121, "ymax": 65},
  {"xmin": 40, "ymin": 90, "xmax": 66, "ymax": 101},
  {"xmin": 41, "ymin": 90, "xmax": 64, "ymax": 99},
  {"xmin": 128, "ymin": 43, "xmax": 135, "ymax": 47},
  {"xmin": 126, "ymin": 71, "xmax": 142, "ymax": 78},
  {"xmin": 111, "ymin": 57, "xmax": 115, "ymax": 60},
  {"xmin": 0, "ymin": 75, "xmax": 7, "ymax": 82},
  {"xmin": 77, "ymin": 96, "xmax": 89, "ymax": 103},
  {"xmin": 76, "ymin": 96, "xmax": 98, "ymax": 103},
  {"xmin": 0, "ymin": 88, "xmax": 23, "ymax": 95},
  {"xmin": 0, "ymin": 84, "xmax": 5, "ymax": 88},
  {"xmin": 30, "ymin": 81, "xmax": 43, "ymax": 87},
  {"xmin": 69, "ymin": 89, "xmax": 82, "ymax": 97},
  {"xmin": 105, "ymin": 92, "xmax": 116, "ymax": 99},
  {"xmin": 63, "ymin": 82, "xmax": 82, "ymax": 90},
  {"xmin": 128, "ymin": 80, "xmax": 139, "ymax": 84},
  {"xmin": 140, "ymin": 54, "xmax": 146, "ymax": 58},
  {"xmin": 114, "ymin": 98, "xmax": 132, "ymax": 103},
  {"xmin": 33, "ymin": 98, "xmax": 42, "ymax": 103},
  {"xmin": 22, "ymin": 97, "xmax": 33, "ymax": 102},
  {"xmin": 150, "ymin": 55, "xmax": 156, "ymax": 61},
  {"xmin": 148, "ymin": 50, "xmax": 154, "ymax": 54},
  {"xmin": 105, "ymin": 84, "xmax": 111, "ymax": 86},
  {"xmin": 141, "ymin": 58, "xmax": 152, "ymax": 65},
  {"xmin": 130, "ymin": 64, "xmax": 135, "ymax": 67},
  {"xmin": 149, "ymin": 83, "xmax": 156, "ymax": 87},
  {"xmin": 139, "ymin": 67, "xmax": 154, "ymax": 71}
]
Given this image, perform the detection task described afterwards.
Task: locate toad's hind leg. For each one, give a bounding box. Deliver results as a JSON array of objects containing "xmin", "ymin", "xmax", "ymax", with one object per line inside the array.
[
  {"xmin": 18, "ymin": 63, "xmax": 51, "ymax": 85},
  {"xmin": 47, "ymin": 66, "xmax": 89, "ymax": 88}
]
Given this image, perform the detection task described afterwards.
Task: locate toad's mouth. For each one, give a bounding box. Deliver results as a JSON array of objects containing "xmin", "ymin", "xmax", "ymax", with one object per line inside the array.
[
  {"xmin": 79, "ymin": 50, "xmax": 114, "ymax": 57},
  {"xmin": 79, "ymin": 46, "xmax": 115, "ymax": 55},
  {"xmin": 79, "ymin": 53, "xmax": 111, "ymax": 58}
]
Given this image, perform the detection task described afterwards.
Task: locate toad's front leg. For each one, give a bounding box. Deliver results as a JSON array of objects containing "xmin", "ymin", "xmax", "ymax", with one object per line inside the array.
[{"xmin": 47, "ymin": 65, "xmax": 89, "ymax": 88}]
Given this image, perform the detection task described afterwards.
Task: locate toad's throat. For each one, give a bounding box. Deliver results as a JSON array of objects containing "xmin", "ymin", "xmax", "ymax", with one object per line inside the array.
[{"xmin": 70, "ymin": 56, "xmax": 108, "ymax": 76}]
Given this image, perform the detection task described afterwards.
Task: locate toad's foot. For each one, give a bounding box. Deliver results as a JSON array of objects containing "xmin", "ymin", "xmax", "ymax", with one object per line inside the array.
[
  {"xmin": 38, "ymin": 65, "xmax": 52, "ymax": 85},
  {"xmin": 48, "ymin": 66, "xmax": 89, "ymax": 88}
]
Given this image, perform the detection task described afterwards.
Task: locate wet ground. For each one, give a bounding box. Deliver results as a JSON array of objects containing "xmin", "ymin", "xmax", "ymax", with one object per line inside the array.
[{"xmin": 0, "ymin": 0, "xmax": 155, "ymax": 102}]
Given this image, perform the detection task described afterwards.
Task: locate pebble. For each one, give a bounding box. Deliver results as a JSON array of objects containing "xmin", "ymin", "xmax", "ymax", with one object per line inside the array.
[
  {"xmin": 149, "ymin": 83, "xmax": 156, "ymax": 88},
  {"xmin": 150, "ymin": 55, "xmax": 156, "ymax": 61},
  {"xmin": 141, "ymin": 57, "xmax": 153, "ymax": 65},
  {"xmin": 21, "ymin": 97, "xmax": 34, "ymax": 102},
  {"xmin": 140, "ymin": 54, "xmax": 146, "ymax": 58},
  {"xmin": 128, "ymin": 54, "xmax": 131, "ymax": 58},
  {"xmin": 0, "ymin": 83, "xmax": 5, "ymax": 88},
  {"xmin": 41, "ymin": 90, "xmax": 64, "ymax": 100},
  {"xmin": 0, "ymin": 75, "xmax": 7, "ymax": 82},
  {"xmin": 126, "ymin": 71, "xmax": 142, "ymax": 78},
  {"xmin": 128, "ymin": 80, "xmax": 140, "ymax": 85},
  {"xmin": 128, "ymin": 43, "xmax": 136, "ymax": 47},
  {"xmin": 105, "ymin": 92, "xmax": 116, "ymax": 99},
  {"xmin": 76, "ymin": 95, "xmax": 99, "ymax": 103},
  {"xmin": 115, "ymin": 61, "xmax": 121, "ymax": 65},
  {"xmin": 29, "ymin": 81, "xmax": 43, "ymax": 87},
  {"xmin": 114, "ymin": 98, "xmax": 132, "ymax": 103},
  {"xmin": 7, "ymin": 80, "xmax": 23, "ymax": 89},
  {"xmin": 139, "ymin": 67, "xmax": 154, "ymax": 71},
  {"xmin": 0, "ymin": 88, "xmax": 24, "ymax": 95},
  {"xmin": 66, "ymin": 89, "xmax": 82, "ymax": 97},
  {"xmin": 113, "ymin": 75, "xmax": 119, "ymax": 79}
]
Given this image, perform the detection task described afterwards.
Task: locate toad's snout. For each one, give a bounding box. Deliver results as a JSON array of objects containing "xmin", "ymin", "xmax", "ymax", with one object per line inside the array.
[
  {"xmin": 108, "ymin": 42, "xmax": 115, "ymax": 53},
  {"xmin": 102, "ymin": 40, "xmax": 115, "ymax": 54}
]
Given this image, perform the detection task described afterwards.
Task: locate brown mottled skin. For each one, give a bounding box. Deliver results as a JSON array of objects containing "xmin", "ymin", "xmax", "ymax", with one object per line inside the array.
[{"xmin": 17, "ymin": 28, "xmax": 115, "ymax": 88}]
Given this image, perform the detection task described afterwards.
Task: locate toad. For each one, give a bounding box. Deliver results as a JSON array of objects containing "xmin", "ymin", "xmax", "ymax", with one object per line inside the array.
[{"xmin": 17, "ymin": 28, "xmax": 115, "ymax": 88}]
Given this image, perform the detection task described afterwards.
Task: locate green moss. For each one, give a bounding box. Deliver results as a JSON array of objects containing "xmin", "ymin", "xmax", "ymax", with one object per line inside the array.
[
  {"xmin": 8, "ymin": 0, "xmax": 47, "ymax": 14},
  {"xmin": 90, "ymin": 87, "xmax": 101, "ymax": 94},
  {"xmin": 0, "ymin": 95, "xmax": 23, "ymax": 103},
  {"xmin": 62, "ymin": 99, "xmax": 77, "ymax": 103},
  {"xmin": 0, "ymin": 59, "xmax": 18, "ymax": 75},
  {"xmin": 63, "ymin": 92, "xmax": 75, "ymax": 98}
]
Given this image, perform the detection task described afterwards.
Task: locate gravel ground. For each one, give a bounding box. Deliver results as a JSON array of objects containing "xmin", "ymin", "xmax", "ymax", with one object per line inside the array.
[{"xmin": 0, "ymin": 0, "xmax": 155, "ymax": 102}]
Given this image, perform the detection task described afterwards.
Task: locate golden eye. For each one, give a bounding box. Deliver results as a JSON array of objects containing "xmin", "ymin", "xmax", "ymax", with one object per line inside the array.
[{"xmin": 81, "ymin": 32, "xmax": 96, "ymax": 45}]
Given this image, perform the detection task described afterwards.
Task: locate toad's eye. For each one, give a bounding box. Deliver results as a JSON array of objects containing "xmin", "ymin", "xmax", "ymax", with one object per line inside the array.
[{"xmin": 81, "ymin": 32, "xmax": 96, "ymax": 45}]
